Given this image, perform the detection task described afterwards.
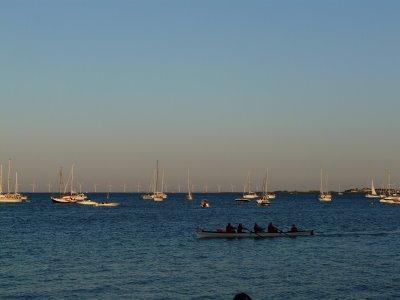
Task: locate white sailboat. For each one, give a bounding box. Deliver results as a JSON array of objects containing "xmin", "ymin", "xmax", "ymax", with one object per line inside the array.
[
  {"xmin": 242, "ymin": 172, "xmax": 259, "ymax": 199},
  {"xmin": 235, "ymin": 172, "xmax": 259, "ymax": 202},
  {"xmin": 186, "ymin": 168, "xmax": 193, "ymax": 200},
  {"xmin": 160, "ymin": 169, "xmax": 168, "ymax": 199},
  {"xmin": 256, "ymin": 169, "xmax": 270, "ymax": 206},
  {"xmin": 0, "ymin": 159, "xmax": 27, "ymax": 203},
  {"xmin": 381, "ymin": 170, "xmax": 400, "ymax": 204},
  {"xmin": 365, "ymin": 179, "xmax": 380, "ymax": 198},
  {"xmin": 318, "ymin": 169, "xmax": 332, "ymax": 202},
  {"xmin": 142, "ymin": 170, "xmax": 156, "ymax": 200},
  {"xmin": 51, "ymin": 165, "xmax": 89, "ymax": 203},
  {"xmin": 152, "ymin": 160, "xmax": 164, "ymax": 202},
  {"xmin": 338, "ymin": 184, "xmax": 343, "ymax": 196}
]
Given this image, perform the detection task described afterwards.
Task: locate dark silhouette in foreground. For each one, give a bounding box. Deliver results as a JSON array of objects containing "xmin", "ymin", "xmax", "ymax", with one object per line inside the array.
[{"xmin": 233, "ymin": 292, "xmax": 252, "ymax": 300}]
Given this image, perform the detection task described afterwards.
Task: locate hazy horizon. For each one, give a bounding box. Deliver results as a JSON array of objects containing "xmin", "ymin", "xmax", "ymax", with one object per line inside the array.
[{"xmin": 1, "ymin": 1, "xmax": 400, "ymax": 192}]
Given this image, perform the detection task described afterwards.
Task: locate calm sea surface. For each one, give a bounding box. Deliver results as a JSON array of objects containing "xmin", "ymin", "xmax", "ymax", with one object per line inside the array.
[{"xmin": 1, "ymin": 193, "xmax": 400, "ymax": 299}]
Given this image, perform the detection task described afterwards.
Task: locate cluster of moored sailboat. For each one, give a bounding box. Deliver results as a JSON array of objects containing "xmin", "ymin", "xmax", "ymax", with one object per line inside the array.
[
  {"xmin": 365, "ymin": 170, "xmax": 400, "ymax": 205},
  {"xmin": 3, "ymin": 159, "xmax": 400, "ymax": 207},
  {"xmin": 0, "ymin": 159, "xmax": 28, "ymax": 203},
  {"xmin": 141, "ymin": 161, "xmax": 210, "ymax": 207},
  {"xmin": 235, "ymin": 170, "xmax": 276, "ymax": 205},
  {"xmin": 0, "ymin": 159, "xmax": 120, "ymax": 206},
  {"xmin": 141, "ymin": 161, "xmax": 168, "ymax": 202},
  {"xmin": 51, "ymin": 165, "xmax": 119, "ymax": 207}
]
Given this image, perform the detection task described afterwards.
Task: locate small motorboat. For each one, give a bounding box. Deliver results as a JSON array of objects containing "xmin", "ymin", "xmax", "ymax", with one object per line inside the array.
[
  {"xmin": 200, "ymin": 200, "xmax": 210, "ymax": 208},
  {"xmin": 256, "ymin": 198, "xmax": 269, "ymax": 206},
  {"xmin": 51, "ymin": 195, "xmax": 76, "ymax": 204},
  {"xmin": 196, "ymin": 229, "xmax": 314, "ymax": 239},
  {"xmin": 235, "ymin": 198, "xmax": 252, "ymax": 203},
  {"xmin": 96, "ymin": 185, "xmax": 119, "ymax": 207},
  {"xmin": 76, "ymin": 199, "xmax": 98, "ymax": 206}
]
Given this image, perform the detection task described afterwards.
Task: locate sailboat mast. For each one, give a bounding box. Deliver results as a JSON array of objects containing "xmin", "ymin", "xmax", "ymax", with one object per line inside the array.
[
  {"xmin": 161, "ymin": 169, "xmax": 164, "ymax": 193},
  {"xmin": 187, "ymin": 168, "xmax": 191, "ymax": 196},
  {"xmin": 248, "ymin": 172, "xmax": 251, "ymax": 193},
  {"xmin": 320, "ymin": 168, "xmax": 323, "ymax": 194},
  {"xmin": 59, "ymin": 167, "xmax": 63, "ymax": 195},
  {"xmin": 15, "ymin": 172, "xmax": 18, "ymax": 194},
  {"xmin": 266, "ymin": 168, "xmax": 269, "ymax": 196},
  {"xmin": 325, "ymin": 174, "xmax": 328, "ymax": 194},
  {"xmin": 71, "ymin": 164, "xmax": 74, "ymax": 195},
  {"xmin": 155, "ymin": 160, "xmax": 159, "ymax": 194},
  {"xmin": 151, "ymin": 169, "xmax": 156, "ymax": 194},
  {"xmin": 7, "ymin": 159, "xmax": 11, "ymax": 194},
  {"xmin": 0, "ymin": 164, "xmax": 3, "ymax": 194}
]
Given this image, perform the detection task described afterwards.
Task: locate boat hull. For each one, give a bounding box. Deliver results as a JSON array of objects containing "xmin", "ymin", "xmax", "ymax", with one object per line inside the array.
[
  {"xmin": 196, "ymin": 230, "xmax": 314, "ymax": 239},
  {"xmin": 51, "ymin": 197, "xmax": 74, "ymax": 204},
  {"xmin": 0, "ymin": 198, "xmax": 25, "ymax": 203},
  {"xmin": 235, "ymin": 198, "xmax": 252, "ymax": 202},
  {"xmin": 95, "ymin": 202, "xmax": 119, "ymax": 207},
  {"xmin": 0, "ymin": 194, "xmax": 27, "ymax": 203},
  {"xmin": 76, "ymin": 200, "xmax": 98, "ymax": 206},
  {"xmin": 365, "ymin": 194, "xmax": 380, "ymax": 198}
]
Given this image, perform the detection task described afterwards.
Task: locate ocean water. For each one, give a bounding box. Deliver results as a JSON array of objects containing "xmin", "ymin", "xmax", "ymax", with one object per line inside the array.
[{"xmin": 1, "ymin": 193, "xmax": 400, "ymax": 299}]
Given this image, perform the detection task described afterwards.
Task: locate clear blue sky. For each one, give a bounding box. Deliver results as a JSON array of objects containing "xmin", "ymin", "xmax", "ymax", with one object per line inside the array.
[{"xmin": 1, "ymin": 0, "xmax": 400, "ymax": 192}]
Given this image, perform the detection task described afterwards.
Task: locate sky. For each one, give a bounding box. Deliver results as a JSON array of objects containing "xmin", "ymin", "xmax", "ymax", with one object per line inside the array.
[{"xmin": 1, "ymin": 0, "xmax": 400, "ymax": 192}]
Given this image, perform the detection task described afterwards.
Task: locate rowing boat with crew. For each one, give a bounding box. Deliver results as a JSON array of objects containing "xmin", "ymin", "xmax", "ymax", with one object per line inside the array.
[
  {"xmin": 196, "ymin": 222, "xmax": 314, "ymax": 238},
  {"xmin": 196, "ymin": 229, "xmax": 314, "ymax": 238}
]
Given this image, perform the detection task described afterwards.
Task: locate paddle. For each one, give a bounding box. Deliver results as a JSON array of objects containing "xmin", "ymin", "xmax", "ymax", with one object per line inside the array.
[
  {"xmin": 277, "ymin": 228, "xmax": 293, "ymax": 238},
  {"xmin": 244, "ymin": 227, "xmax": 266, "ymax": 239}
]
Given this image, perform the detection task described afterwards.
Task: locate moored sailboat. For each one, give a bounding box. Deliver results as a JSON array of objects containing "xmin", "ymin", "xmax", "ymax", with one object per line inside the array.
[
  {"xmin": 235, "ymin": 172, "xmax": 259, "ymax": 202},
  {"xmin": 256, "ymin": 169, "xmax": 270, "ymax": 206},
  {"xmin": 186, "ymin": 168, "xmax": 193, "ymax": 200},
  {"xmin": 365, "ymin": 179, "xmax": 380, "ymax": 198},
  {"xmin": 0, "ymin": 160, "xmax": 27, "ymax": 203},
  {"xmin": 152, "ymin": 160, "xmax": 165, "ymax": 202},
  {"xmin": 51, "ymin": 165, "xmax": 90, "ymax": 203},
  {"xmin": 318, "ymin": 169, "xmax": 332, "ymax": 202},
  {"xmin": 380, "ymin": 170, "xmax": 400, "ymax": 204}
]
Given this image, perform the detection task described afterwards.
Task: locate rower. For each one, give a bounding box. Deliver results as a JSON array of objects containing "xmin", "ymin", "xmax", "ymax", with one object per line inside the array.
[
  {"xmin": 226, "ymin": 223, "xmax": 235, "ymax": 233},
  {"xmin": 267, "ymin": 222, "xmax": 278, "ymax": 233},
  {"xmin": 253, "ymin": 223, "xmax": 263, "ymax": 233},
  {"xmin": 290, "ymin": 224, "xmax": 298, "ymax": 232},
  {"xmin": 237, "ymin": 223, "xmax": 244, "ymax": 233}
]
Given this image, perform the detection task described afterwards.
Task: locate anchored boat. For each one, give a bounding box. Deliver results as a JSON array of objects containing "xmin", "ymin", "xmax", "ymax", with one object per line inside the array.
[
  {"xmin": 256, "ymin": 169, "xmax": 270, "ymax": 206},
  {"xmin": 318, "ymin": 168, "xmax": 332, "ymax": 202},
  {"xmin": 365, "ymin": 179, "xmax": 380, "ymax": 198},
  {"xmin": 200, "ymin": 199, "xmax": 210, "ymax": 208},
  {"xmin": 0, "ymin": 160, "xmax": 27, "ymax": 203},
  {"xmin": 186, "ymin": 168, "xmax": 193, "ymax": 200}
]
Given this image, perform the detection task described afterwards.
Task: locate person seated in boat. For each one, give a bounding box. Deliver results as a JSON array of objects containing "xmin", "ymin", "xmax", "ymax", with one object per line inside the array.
[
  {"xmin": 253, "ymin": 223, "xmax": 263, "ymax": 233},
  {"xmin": 267, "ymin": 222, "xmax": 278, "ymax": 233},
  {"xmin": 237, "ymin": 223, "xmax": 244, "ymax": 233},
  {"xmin": 225, "ymin": 223, "xmax": 236, "ymax": 233},
  {"xmin": 289, "ymin": 224, "xmax": 298, "ymax": 232}
]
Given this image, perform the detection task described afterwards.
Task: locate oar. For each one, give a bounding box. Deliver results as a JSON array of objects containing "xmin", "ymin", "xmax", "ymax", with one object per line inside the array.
[
  {"xmin": 244, "ymin": 227, "xmax": 265, "ymax": 239},
  {"xmin": 277, "ymin": 228, "xmax": 293, "ymax": 238}
]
